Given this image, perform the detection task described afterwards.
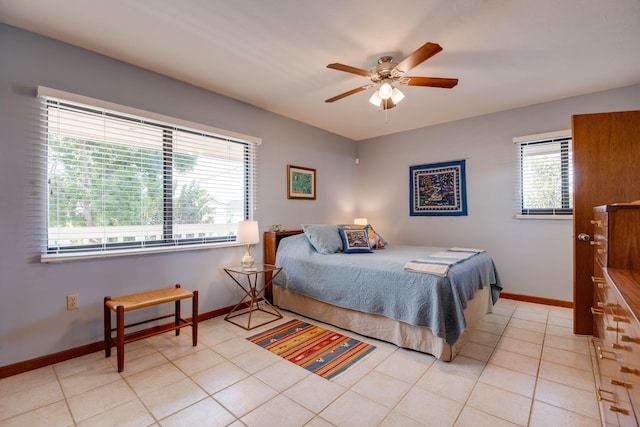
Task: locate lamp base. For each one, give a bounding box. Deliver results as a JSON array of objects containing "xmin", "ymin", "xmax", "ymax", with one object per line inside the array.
[
  {"xmin": 241, "ymin": 243, "xmax": 254, "ymax": 267},
  {"xmin": 241, "ymin": 255, "xmax": 255, "ymax": 268}
]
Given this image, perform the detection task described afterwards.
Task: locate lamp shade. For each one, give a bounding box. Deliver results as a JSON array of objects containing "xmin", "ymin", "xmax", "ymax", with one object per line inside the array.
[
  {"xmin": 368, "ymin": 91, "xmax": 382, "ymax": 107},
  {"xmin": 391, "ymin": 87, "xmax": 405, "ymax": 104},
  {"xmin": 354, "ymin": 218, "xmax": 368, "ymax": 225},
  {"xmin": 237, "ymin": 221, "xmax": 259, "ymax": 244}
]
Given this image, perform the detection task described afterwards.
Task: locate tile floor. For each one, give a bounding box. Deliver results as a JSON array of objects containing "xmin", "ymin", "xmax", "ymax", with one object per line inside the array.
[{"xmin": 0, "ymin": 299, "xmax": 603, "ymax": 427}]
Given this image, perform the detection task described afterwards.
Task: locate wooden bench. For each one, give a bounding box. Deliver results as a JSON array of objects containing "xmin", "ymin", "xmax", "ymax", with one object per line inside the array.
[{"xmin": 104, "ymin": 284, "xmax": 198, "ymax": 372}]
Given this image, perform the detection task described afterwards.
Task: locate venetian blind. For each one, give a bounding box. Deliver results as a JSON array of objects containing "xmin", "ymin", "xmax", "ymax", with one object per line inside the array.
[
  {"xmin": 514, "ymin": 130, "xmax": 573, "ymax": 218},
  {"xmin": 37, "ymin": 87, "xmax": 259, "ymax": 261}
]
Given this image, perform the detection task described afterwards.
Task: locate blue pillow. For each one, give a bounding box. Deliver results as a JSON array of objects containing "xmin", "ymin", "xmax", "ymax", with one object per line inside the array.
[
  {"xmin": 338, "ymin": 227, "xmax": 373, "ymax": 253},
  {"xmin": 302, "ymin": 224, "xmax": 343, "ymax": 254},
  {"xmin": 338, "ymin": 223, "xmax": 387, "ymax": 249}
]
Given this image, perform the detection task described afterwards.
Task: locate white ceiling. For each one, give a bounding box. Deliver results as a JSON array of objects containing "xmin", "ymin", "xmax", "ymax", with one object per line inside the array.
[{"xmin": 1, "ymin": 0, "xmax": 639, "ymax": 141}]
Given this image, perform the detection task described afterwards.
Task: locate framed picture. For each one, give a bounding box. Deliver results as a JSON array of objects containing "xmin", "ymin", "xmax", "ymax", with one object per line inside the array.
[
  {"xmin": 409, "ymin": 159, "xmax": 467, "ymax": 216},
  {"xmin": 287, "ymin": 165, "xmax": 316, "ymax": 200}
]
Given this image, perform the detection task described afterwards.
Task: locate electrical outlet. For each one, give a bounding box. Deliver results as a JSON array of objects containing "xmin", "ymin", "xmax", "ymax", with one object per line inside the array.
[{"xmin": 66, "ymin": 294, "xmax": 79, "ymax": 310}]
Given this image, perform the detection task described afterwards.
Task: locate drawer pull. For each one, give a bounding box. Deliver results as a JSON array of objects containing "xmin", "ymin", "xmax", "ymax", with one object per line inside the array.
[
  {"xmin": 610, "ymin": 406, "xmax": 630, "ymax": 416},
  {"xmin": 591, "ymin": 307, "xmax": 605, "ymax": 316},
  {"xmin": 597, "ymin": 348, "xmax": 617, "ymax": 361},
  {"xmin": 597, "ymin": 249, "xmax": 606, "ymax": 254},
  {"xmin": 611, "ymin": 379, "xmax": 632, "ymax": 389},
  {"xmin": 596, "ymin": 346, "xmax": 618, "ymax": 360},
  {"xmin": 619, "ymin": 366, "xmax": 640, "ymax": 376},
  {"xmin": 591, "ymin": 276, "xmax": 609, "ymax": 289},
  {"xmin": 606, "ymin": 326, "xmax": 624, "ymax": 333},
  {"xmin": 597, "ymin": 388, "xmax": 616, "ymax": 403},
  {"xmin": 611, "ymin": 343, "xmax": 632, "ymax": 351},
  {"xmin": 590, "ymin": 241, "xmax": 601, "ymax": 246},
  {"xmin": 620, "ymin": 335, "xmax": 640, "ymax": 344},
  {"xmin": 612, "ymin": 316, "xmax": 630, "ymax": 323},
  {"xmin": 590, "ymin": 220, "xmax": 603, "ymax": 226},
  {"xmin": 598, "ymin": 301, "xmax": 619, "ymax": 308}
]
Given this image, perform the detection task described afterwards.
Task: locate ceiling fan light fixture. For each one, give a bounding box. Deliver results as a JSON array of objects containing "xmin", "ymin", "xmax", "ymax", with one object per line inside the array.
[
  {"xmin": 369, "ymin": 91, "xmax": 382, "ymax": 107},
  {"xmin": 391, "ymin": 87, "xmax": 405, "ymax": 104},
  {"xmin": 369, "ymin": 86, "xmax": 404, "ymax": 109},
  {"xmin": 378, "ymin": 79, "xmax": 393, "ymax": 99}
]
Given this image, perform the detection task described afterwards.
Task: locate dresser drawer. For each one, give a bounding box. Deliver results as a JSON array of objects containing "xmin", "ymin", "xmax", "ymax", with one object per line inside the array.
[
  {"xmin": 593, "ymin": 337, "xmax": 637, "ymax": 426},
  {"xmin": 605, "ymin": 268, "xmax": 640, "ymax": 425},
  {"xmin": 592, "ymin": 211, "xmax": 609, "ymax": 267},
  {"xmin": 617, "ymin": 305, "xmax": 640, "ymax": 422},
  {"xmin": 593, "ymin": 291, "xmax": 636, "ymax": 425},
  {"xmin": 598, "ymin": 282, "xmax": 624, "ymax": 341}
]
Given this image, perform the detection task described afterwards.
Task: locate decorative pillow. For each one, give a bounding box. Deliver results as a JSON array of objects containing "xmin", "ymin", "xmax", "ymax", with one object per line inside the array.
[
  {"xmin": 338, "ymin": 223, "xmax": 387, "ymax": 249},
  {"xmin": 338, "ymin": 227, "xmax": 373, "ymax": 253},
  {"xmin": 302, "ymin": 224, "xmax": 343, "ymax": 254}
]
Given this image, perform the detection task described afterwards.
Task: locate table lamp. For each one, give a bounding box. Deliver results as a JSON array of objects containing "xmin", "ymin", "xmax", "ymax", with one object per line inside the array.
[{"xmin": 237, "ymin": 221, "xmax": 259, "ymax": 267}]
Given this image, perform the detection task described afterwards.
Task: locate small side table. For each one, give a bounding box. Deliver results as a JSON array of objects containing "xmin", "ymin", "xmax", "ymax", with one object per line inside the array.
[{"xmin": 224, "ymin": 264, "xmax": 283, "ymax": 330}]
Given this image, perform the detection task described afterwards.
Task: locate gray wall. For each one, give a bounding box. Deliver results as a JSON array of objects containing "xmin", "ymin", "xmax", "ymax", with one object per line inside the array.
[
  {"xmin": 0, "ymin": 24, "xmax": 356, "ymax": 367},
  {"xmin": 356, "ymin": 85, "xmax": 640, "ymax": 302}
]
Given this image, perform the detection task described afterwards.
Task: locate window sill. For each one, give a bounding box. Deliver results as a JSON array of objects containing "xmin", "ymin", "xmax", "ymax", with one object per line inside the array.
[
  {"xmin": 41, "ymin": 241, "xmax": 244, "ymax": 263},
  {"xmin": 515, "ymin": 215, "xmax": 573, "ymax": 220}
]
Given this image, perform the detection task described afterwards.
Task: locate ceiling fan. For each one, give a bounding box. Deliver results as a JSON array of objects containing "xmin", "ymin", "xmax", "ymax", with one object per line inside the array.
[{"xmin": 325, "ymin": 42, "xmax": 458, "ymax": 110}]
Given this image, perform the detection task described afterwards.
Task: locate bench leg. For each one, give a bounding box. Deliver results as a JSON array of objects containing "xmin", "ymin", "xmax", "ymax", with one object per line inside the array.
[
  {"xmin": 175, "ymin": 299, "xmax": 181, "ymax": 336},
  {"xmin": 116, "ymin": 305, "xmax": 125, "ymax": 372},
  {"xmin": 104, "ymin": 297, "xmax": 112, "ymax": 358},
  {"xmin": 192, "ymin": 290, "xmax": 198, "ymax": 346}
]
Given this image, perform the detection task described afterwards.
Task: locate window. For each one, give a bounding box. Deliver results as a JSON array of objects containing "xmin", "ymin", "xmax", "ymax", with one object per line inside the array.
[
  {"xmin": 514, "ymin": 130, "xmax": 573, "ymax": 218},
  {"xmin": 38, "ymin": 87, "xmax": 259, "ymax": 260}
]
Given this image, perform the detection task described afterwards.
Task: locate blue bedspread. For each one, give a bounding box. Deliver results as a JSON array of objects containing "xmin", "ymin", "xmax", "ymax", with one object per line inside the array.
[{"xmin": 273, "ymin": 234, "xmax": 502, "ymax": 346}]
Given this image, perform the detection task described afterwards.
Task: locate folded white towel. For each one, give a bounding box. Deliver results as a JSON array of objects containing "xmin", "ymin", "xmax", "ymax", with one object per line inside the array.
[
  {"xmin": 403, "ymin": 261, "xmax": 449, "ymax": 276},
  {"xmin": 449, "ymin": 247, "xmax": 485, "ymax": 253},
  {"xmin": 429, "ymin": 251, "xmax": 474, "ymax": 260},
  {"xmin": 404, "ymin": 248, "xmax": 484, "ymax": 276}
]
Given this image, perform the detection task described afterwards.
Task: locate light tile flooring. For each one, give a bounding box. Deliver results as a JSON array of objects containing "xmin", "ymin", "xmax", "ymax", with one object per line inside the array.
[{"xmin": 0, "ymin": 299, "xmax": 603, "ymax": 427}]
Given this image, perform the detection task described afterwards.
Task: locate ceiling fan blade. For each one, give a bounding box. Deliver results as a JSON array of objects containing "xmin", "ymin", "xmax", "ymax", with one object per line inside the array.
[
  {"xmin": 326, "ymin": 63, "xmax": 372, "ymax": 78},
  {"xmin": 394, "ymin": 42, "xmax": 443, "ymax": 74},
  {"xmin": 400, "ymin": 76, "xmax": 458, "ymax": 88},
  {"xmin": 325, "ymin": 85, "xmax": 372, "ymax": 103}
]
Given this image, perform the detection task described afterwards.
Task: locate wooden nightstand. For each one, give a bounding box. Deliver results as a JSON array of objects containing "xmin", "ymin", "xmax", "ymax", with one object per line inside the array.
[{"xmin": 263, "ymin": 230, "xmax": 302, "ymax": 302}]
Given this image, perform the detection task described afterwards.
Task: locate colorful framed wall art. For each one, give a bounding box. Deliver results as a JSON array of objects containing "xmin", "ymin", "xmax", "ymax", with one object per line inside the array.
[
  {"xmin": 287, "ymin": 165, "xmax": 316, "ymax": 200},
  {"xmin": 409, "ymin": 159, "xmax": 467, "ymax": 216}
]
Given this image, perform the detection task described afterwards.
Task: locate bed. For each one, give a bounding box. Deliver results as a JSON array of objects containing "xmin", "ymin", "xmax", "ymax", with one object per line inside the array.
[{"xmin": 267, "ymin": 225, "xmax": 503, "ymax": 361}]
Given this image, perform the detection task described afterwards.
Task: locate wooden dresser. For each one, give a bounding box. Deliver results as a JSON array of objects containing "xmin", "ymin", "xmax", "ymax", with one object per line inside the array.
[
  {"xmin": 591, "ymin": 204, "xmax": 640, "ymax": 426},
  {"xmin": 263, "ymin": 230, "xmax": 303, "ymax": 302}
]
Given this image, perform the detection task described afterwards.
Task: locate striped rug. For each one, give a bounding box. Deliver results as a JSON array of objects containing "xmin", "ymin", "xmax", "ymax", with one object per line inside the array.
[{"xmin": 247, "ymin": 319, "xmax": 376, "ymax": 380}]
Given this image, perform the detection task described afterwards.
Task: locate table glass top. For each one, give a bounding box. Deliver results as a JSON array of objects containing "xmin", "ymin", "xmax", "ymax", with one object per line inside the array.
[{"xmin": 224, "ymin": 264, "xmax": 280, "ymax": 274}]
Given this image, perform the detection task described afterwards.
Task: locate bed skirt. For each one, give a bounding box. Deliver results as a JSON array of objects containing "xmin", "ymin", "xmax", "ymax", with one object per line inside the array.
[{"xmin": 273, "ymin": 285, "xmax": 493, "ymax": 361}]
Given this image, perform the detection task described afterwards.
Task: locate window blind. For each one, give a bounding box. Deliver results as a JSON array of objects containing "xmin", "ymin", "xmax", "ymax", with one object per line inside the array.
[
  {"xmin": 514, "ymin": 130, "xmax": 573, "ymax": 218},
  {"xmin": 36, "ymin": 87, "xmax": 259, "ymax": 260}
]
